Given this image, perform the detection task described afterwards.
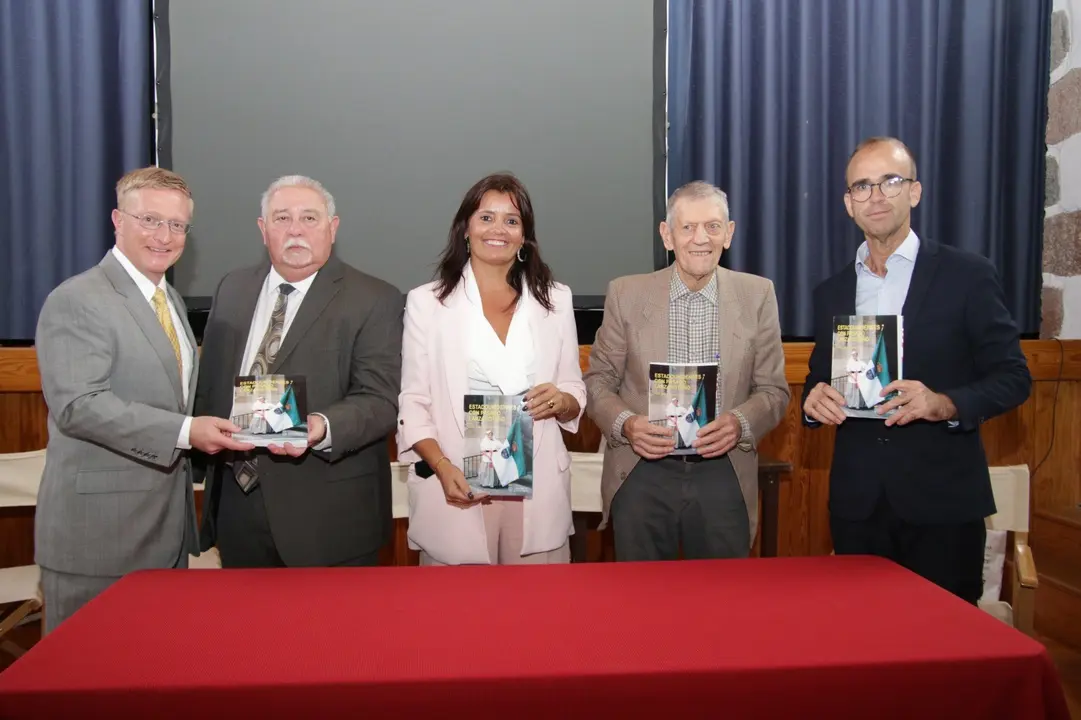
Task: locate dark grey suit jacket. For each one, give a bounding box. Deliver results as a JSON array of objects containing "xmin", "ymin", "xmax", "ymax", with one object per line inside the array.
[
  {"xmin": 35, "ymin": 251, "xmax": 200, "ymax": 577},
  {"xmin": 194, "ymin": 254, "xmax": 403, "ymax": 565}
]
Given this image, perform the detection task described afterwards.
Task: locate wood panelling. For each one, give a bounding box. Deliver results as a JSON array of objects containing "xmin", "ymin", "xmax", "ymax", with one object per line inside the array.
[
  {"xmin": 0, "ymin": 394, "xmax": 47, "ymax": 454},
  {"xmin": 0, "ymin": 348, "xmax": 40, "ymax": 394},
  {"xmin": 3, "ymin": 342, "xmax": 1080, "ymax": 645}
]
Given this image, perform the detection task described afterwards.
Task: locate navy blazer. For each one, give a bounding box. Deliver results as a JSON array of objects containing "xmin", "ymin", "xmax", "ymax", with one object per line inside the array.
[{"xmin": 802, "ymin": 238, "xmax": 1031, "ymax": 524}]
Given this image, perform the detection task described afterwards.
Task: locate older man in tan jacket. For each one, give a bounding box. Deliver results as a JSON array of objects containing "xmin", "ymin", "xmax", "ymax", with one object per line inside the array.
[{"xmin": 585, "ymin": 181, "xmax": 789, "ymax": 561}]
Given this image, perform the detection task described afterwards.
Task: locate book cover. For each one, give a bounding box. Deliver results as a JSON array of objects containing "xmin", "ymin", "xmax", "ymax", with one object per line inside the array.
[
  {"xmin": 462, "ymin": 394, "xmax": 534, "ymax": 497},
  {"xmin": 830, "ymin": 315, "xmax": 904, "ymax": 419},
  {"xmin": 230, "ymin": 375, "xmax": 309, "ymax": 447},
  {"xmin": 648, "ymin": 363, "xmax": 718, "ymax": 455}
]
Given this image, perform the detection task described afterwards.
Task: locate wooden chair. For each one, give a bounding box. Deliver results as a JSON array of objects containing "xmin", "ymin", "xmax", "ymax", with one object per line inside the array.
[
  {"xmin": 0, "ymin": 449, "xmax": 46, "ymax": 656},
  {"xmin": 979, "ymin": 465, "xmax": 1038, "ymax": 635}
]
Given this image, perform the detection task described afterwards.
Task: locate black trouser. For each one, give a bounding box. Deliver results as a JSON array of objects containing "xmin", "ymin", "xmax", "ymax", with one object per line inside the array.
[
  {"xmin": 611, "ymin": 455, "xmax": 750, "ymax": 561},
  {"xmin": 831, "ymin": 494, "xmax": 986, "ymax": 604},
  {"xmin": 216, "ymin": 467, "xmax": 379, "ymax": 568}
]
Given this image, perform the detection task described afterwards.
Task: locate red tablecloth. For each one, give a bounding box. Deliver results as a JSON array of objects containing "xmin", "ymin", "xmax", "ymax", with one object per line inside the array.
[{"xmin": 0, "ymin": 556, "xmax": 1069, "ymax": 719}]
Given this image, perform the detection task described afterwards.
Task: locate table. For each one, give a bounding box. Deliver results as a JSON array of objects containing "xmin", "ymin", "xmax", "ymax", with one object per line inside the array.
[{"xmin": 0, "ymin": 556, "xmax": 1068, "ymax": 719}]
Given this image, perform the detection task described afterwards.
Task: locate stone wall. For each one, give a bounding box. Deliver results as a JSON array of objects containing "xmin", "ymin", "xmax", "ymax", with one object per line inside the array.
[{"xmin": 1044, "ymin": 0, "xmax": 1081, "ymax": 338}]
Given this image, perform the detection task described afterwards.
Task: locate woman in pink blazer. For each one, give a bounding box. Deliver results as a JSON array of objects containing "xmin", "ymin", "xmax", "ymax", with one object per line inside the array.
[{"xmin": 397, "ymin": 173, "xmax": 586, "ymax": 565}]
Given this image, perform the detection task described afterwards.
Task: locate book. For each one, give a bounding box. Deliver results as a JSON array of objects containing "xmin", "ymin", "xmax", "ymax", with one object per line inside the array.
[
  {"xmin": 830, "ymin": 315, "xmax": 904, "ymax": 419},
  {"xmin": 230, "ymin": 375, "xmax": 310, "ymax": 447},
  {"xmin": 462, "ymin": 394, "xmax": 534, "ymax": 497},
  {"xmin": 648, "ymin": 363, "xmax": 718, "ymax": 455}
]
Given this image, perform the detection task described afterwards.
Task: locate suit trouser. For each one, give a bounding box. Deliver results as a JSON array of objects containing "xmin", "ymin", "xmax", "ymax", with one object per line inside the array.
[
  {"xmin": 831, "ymin": 494, "xmax": 986, "ymax": 604},
  {"xmin": 40, "ymin": 548, "xmax": 188, "ymax": 635},
  {"xmin": 216, "ymin": 466, "xmax": 380, "ymax": 568},
  {"xmin": 419, "ymin": 499, "xmax": 571, "ymax": 566},
  {"xmin": 611, "ymin": 454, "xmax": 750, "ymax": 561}
]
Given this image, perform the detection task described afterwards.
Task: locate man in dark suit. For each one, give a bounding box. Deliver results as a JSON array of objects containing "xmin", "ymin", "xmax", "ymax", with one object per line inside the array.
[
  {"xmin": 802, "ymin": 137, "xmax": 1031, "ymax": 604},
  {"xmin": 195, "ymin": 175, "xmax": 403, "ymax": 567}
]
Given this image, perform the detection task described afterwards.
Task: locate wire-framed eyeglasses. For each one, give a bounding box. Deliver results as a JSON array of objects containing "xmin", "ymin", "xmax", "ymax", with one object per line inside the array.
[
  {"xmin": 121, "ymin": 210, "xmax": 192, "ymax": 235},
  {"xmin": 846, "ymin": 176, "xmax": 915, "ymax": 203}
]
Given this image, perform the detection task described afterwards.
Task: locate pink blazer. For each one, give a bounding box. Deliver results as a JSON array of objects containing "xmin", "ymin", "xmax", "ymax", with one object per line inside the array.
[{"xmin": 396, "ymin": 279, "xmax": 586, "ymax": 565}]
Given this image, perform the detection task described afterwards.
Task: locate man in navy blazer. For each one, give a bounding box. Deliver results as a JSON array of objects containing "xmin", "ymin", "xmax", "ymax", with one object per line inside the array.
[{"xmin": 802, "ymin": 137, "xmax": 1031, "ymax": 604}]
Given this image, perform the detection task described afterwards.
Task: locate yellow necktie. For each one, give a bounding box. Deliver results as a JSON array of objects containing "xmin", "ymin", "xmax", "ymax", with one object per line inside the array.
[{"xmin": 152, "ymin": 288, "xmax": 183, "ymax": 376}]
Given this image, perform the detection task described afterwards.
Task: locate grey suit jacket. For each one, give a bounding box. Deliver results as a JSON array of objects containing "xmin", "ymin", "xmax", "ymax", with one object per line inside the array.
[
  {"xmin": 583, "ymin": 266, "xmax": 790, "ymax": 541},
  {"xmin": 194, "ymin": 254, "xmax": 404, "ymax": 566},
  {"xmin": 34, "ymin": 251, "xmax": 200, "ymax": 577}
]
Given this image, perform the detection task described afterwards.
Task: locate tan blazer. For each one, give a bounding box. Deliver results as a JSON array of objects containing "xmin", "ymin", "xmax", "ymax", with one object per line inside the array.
[{"xmin": 584, "ymin": 266, "xmax": 790, "ymax": 542}]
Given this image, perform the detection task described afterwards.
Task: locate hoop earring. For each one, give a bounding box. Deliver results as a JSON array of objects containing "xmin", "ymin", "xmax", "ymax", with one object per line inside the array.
[{"xmin": 517, "ymin": 246, "xmax": 525, "ymax": 262}]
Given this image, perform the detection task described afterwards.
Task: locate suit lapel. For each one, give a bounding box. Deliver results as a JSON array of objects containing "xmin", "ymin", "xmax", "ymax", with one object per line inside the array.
[
  {"xmin": 715, "ymin": 268, "xmax": 745, "ymax": 410},
  {"xmin": 231, "ymin": 264, "xmax": 268, "ymax": 376},
  {"xmin": 527, "ymin": 293, "xmax": 559, "ymax": 448},
  {"xmin": 901, "ymin": 237, "xmax": 940, "ymax": 322},
  {"xmin": 637, "ymin": 267, "xmax": 672, "ymax": 368},
  {"xmin": 442, "ymin": 285, "xmax": 470, "ymax": 437},
  {"xmin": 835, "ymin": 264, "xmax": 858, "ymax": 317},
  {"xmin": 100, "ymin": 254, "xmax": 185, "ymax": 409},
  {"xmin": 270, "ymin": 257, "xmax": 343, "ymax": 373}
]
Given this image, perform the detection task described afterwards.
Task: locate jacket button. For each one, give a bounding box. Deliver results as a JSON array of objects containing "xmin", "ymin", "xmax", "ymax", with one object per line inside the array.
[{"xmin": 399, "ymin": 419, "xmax": 404, "ymax": 425}]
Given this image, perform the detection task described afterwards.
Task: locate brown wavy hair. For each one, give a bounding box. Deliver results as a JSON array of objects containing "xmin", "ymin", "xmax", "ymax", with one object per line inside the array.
[{"xmin": 433, "ymin": 173, "xmax": 555, "ymax": 312}]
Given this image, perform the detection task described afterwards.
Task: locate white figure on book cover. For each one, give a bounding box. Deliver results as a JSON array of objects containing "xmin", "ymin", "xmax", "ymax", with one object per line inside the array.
[
  {"xmin": 479, "ymin": 429, "xmax": 503, "ymax": 487},
  {"xmin": 845, "ymin": 351, "xmax": 866, "ymax": 408},
  {"xmin": 250, "ymin": 396, "xmax": 279, "ymax": 434}
]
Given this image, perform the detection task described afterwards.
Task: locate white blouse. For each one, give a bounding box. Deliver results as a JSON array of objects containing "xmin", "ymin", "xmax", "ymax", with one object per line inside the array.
[{"xmin": 463, "ymin": 261, "xmax": 535, "ymax": 395}]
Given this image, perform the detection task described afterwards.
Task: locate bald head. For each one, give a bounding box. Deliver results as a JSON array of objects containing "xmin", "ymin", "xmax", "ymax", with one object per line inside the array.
[{"xmin": 846, "ymin": 137, "xmax": 918, "ymax": 185}]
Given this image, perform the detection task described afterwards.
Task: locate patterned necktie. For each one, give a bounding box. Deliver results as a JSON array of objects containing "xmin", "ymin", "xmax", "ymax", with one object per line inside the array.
[
  {"xmin": 235, "ymin": 283, "xmax": 296, "ymax": 494},
  {"xmin": 249, "ymin": 284, "xmax": 295, "ymax": 375},
  {"xmin": 151, "ymin": 288, "xmax": 183, "ymax": 377}
]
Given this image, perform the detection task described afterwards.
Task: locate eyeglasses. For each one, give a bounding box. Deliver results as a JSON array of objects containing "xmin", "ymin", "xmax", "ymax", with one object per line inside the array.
[
  {"xmin": 121, "ymin": 210, "xmax": 192, "ymax": 235},
  {"xmin": 846, "ymin": 176, "xmax": 915, "ymax": 203}
]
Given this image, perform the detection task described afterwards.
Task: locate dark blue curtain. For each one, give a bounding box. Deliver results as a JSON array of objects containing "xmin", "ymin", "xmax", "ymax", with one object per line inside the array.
[
  {"xmin": 667, "ymin": 0, "xmax": 1051, "ymax": 338},
  {"xmin": 0, "ymin": 0, "xmax": 153, "ymax": 341}
]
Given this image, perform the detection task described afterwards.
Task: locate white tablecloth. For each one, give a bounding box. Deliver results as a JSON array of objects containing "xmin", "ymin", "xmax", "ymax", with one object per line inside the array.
[
  {"xmin": 2, "ymin": 450, "xmax": 607, "ymax": 518},
  {"xmin": 0, "ymin": 450, "xmax": 45, "ymax": 508}
]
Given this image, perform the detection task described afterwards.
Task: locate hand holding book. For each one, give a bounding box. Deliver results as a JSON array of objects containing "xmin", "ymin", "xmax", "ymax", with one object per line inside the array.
[
  {"xmin": 265, "ymin": 413, "xmax": 326, "ymax": 457},
  {"xmin": 876, "ymin": 380, "xmax": 958, "ymax": 427},
  {"xmin": 690, "ymin": 412, "xmax": 741, "ymax": 458},
  {"xmin": 803, "ymin": 383, "xmax": 849, "ymax": 426},
  {"xmin": 523, "ymin": 382, "xmax": 578, "ymax": 422},
  {"xmin": 622, "ymin": 415, "xmax": 676, "ymax": 460},
  {"xmin": 436, "ymin": 461, "xmax": 488, "ymax": 508}
]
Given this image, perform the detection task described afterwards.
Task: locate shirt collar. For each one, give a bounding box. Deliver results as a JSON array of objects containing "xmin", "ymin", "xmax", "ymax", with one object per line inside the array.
[
  {"xmin": 670, "ymin": 267, "xmax": 718, "ymax": 306},
  {"xmin": 855, "ymin": 230, "xmax": 920, "ymax": 273},
  {"xmin": 265, "ymin": 265, "xmax": 318, "ymax": 299},
  {"xmin": 111, "ymin": 246, "xmax": 168, "ymax": 302}
]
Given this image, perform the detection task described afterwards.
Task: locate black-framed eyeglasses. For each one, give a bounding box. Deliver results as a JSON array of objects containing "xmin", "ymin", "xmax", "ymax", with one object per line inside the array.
[
  {"xmin": 121, "ymin": 210, "xmax": 192, "ymax": 235},
  {"xmin": 846, "ymin": 176, "xmax": 915, "ymax": 203}
]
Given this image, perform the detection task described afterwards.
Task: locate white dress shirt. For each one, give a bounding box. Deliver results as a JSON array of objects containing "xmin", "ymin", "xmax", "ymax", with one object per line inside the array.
[
  {"xmin": 462, "ymin": 261, "xmax": 536, "ymax": 395},
  {"xmin": 111, "ymin": 246, "xmax": 194, "ymax": 449},
  {"xmin": 854, "ymin": 230, "xmax": 919, "ymax": 315},
  {"xmin": 239, "ymin": 267, "xmax": 332, "ymax": 450}
]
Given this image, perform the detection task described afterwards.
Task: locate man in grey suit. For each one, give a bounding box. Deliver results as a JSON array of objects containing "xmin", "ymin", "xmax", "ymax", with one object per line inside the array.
[
  {"xmin": 194, "ymin": 175, "xmax": 403, "ymax": 568},
  {"xmin": 35, "ymin": 167, "xmax": 253, "ymax": 633}
]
